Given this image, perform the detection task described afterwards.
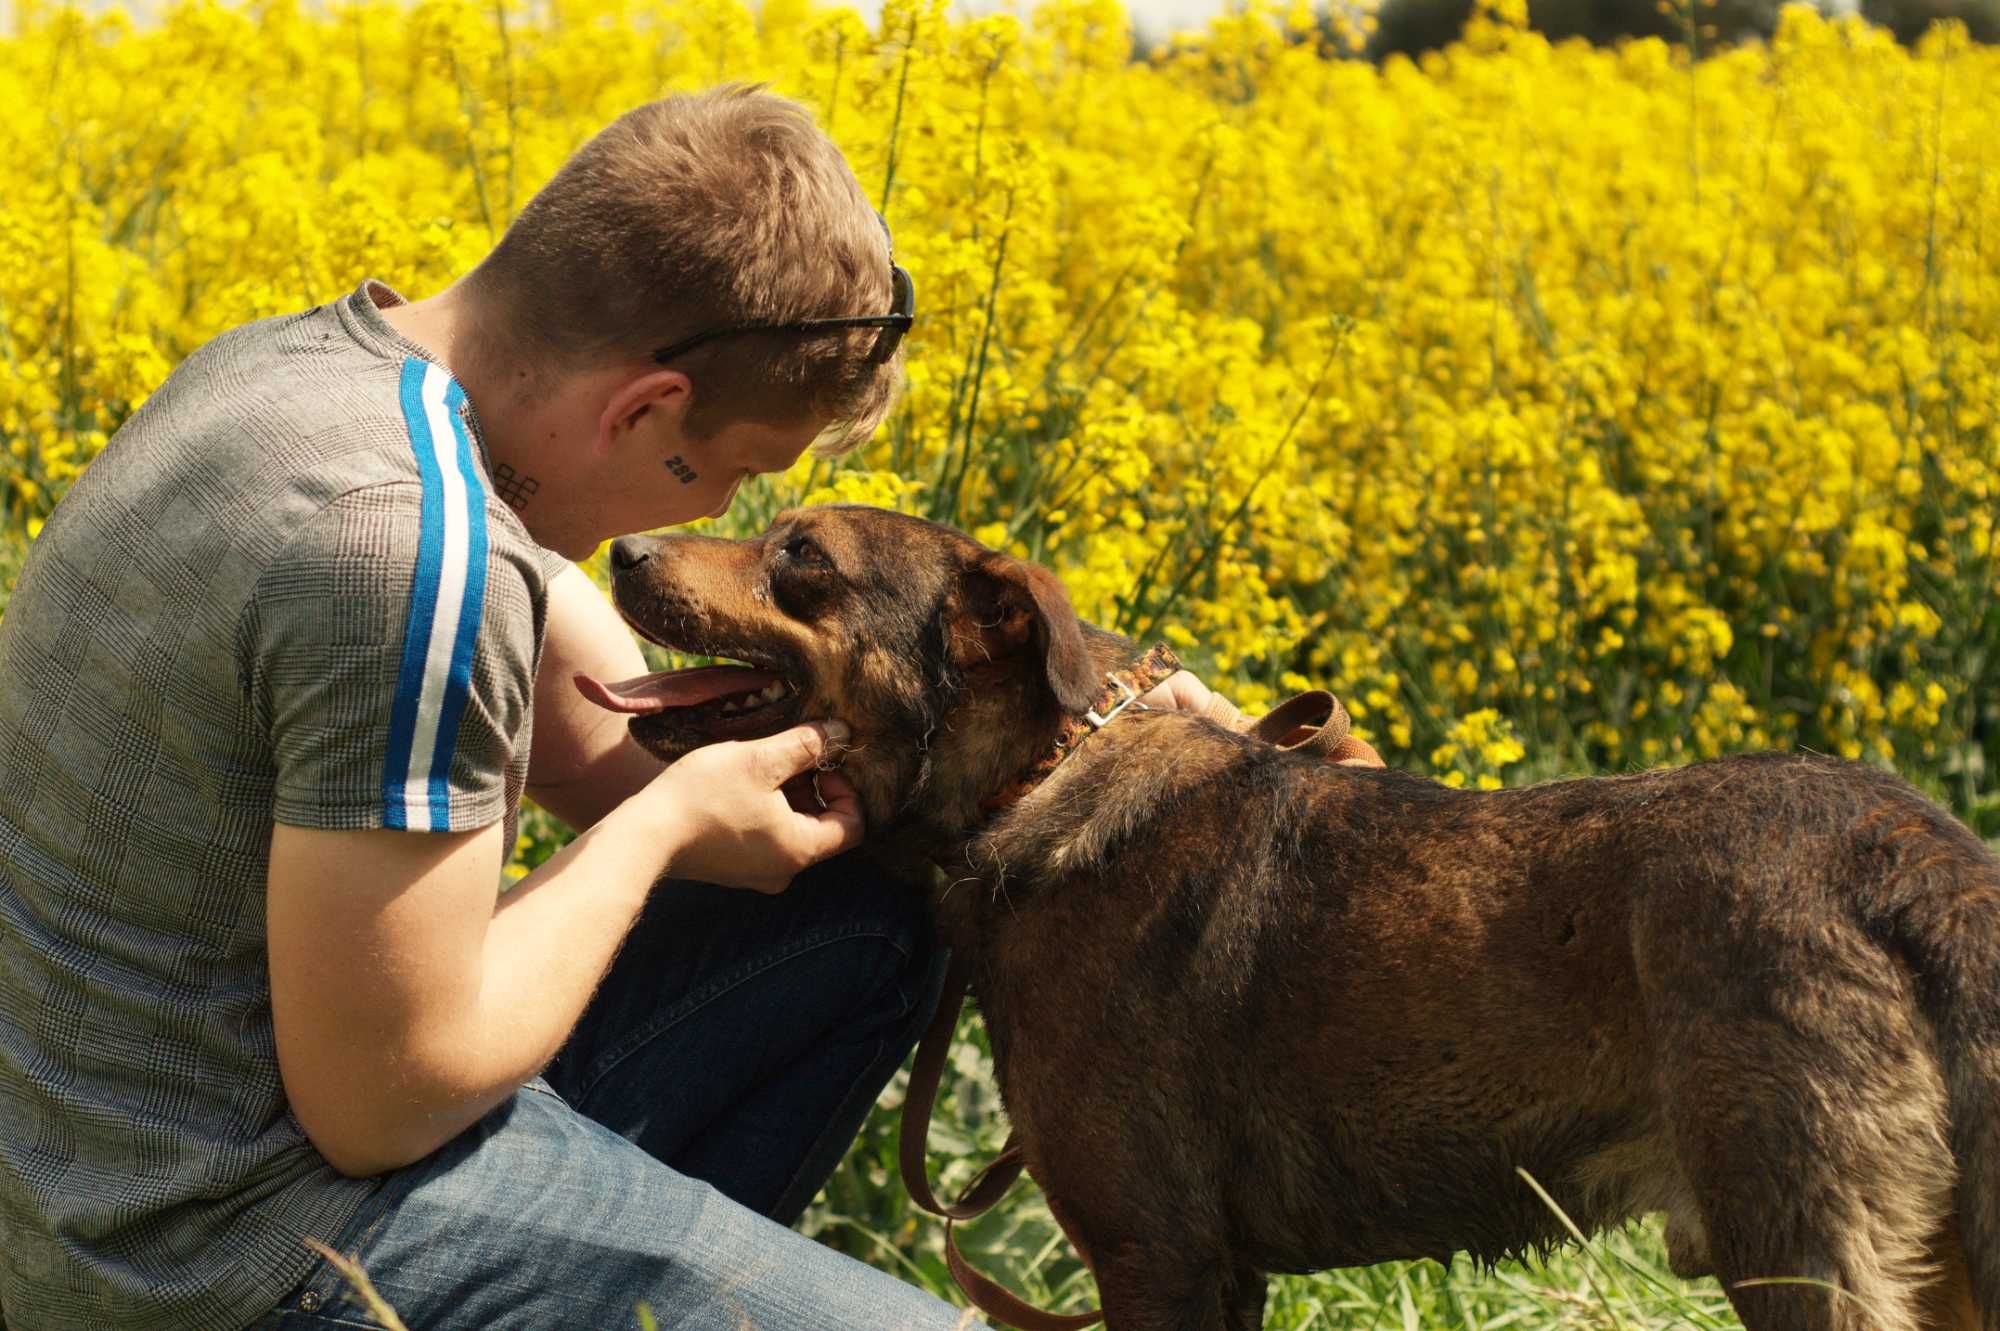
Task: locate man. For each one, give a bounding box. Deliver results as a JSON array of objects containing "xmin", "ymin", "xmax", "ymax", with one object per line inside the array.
[{"xmin": 0, "ymin": 85, "xmax": 1245, "ymax": 1330}]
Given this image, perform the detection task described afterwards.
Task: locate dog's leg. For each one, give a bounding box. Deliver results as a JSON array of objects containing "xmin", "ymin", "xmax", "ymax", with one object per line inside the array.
[
  {"xmin": 1220, "ymin": 1263, "xmax": 1267, "ymax": 1331},
  {"xmin": 1636, "ymin": 887, "xmax": 1956, "ymax": 1331},
  {"xmin": 1093, "ymin": 1240, "xmax": 1232, "ymax": 1331},
  {"xmin": 1915, "ymin": 1216, "xmax": 1980, "ymax": 1331},
  {"xmin": 1675, "ymin": 1096, "xmax": 1946, "ymax": 1331}
]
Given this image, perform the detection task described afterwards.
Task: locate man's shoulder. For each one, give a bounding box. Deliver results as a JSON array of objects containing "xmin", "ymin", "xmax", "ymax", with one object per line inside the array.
[
  {"xmin": 63, "ymin": 297, "xmax": 548, "ymax": 589},
  {"xmin": 56, "ymin": 300, "xmax": 419, "ymax": 530}
]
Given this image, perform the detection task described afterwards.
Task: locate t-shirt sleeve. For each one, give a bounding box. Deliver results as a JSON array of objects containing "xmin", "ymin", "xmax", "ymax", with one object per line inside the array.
[
  {"xmin": 534, "ymin": 543, "xmax": 574, "ymax": 584},
  {"xmin": 244, "ymin": 482, "xmax": 543, "ymax": 833}
]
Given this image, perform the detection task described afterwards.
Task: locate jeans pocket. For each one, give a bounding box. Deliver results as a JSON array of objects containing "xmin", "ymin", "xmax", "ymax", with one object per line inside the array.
[{"xmin": 251, "ymin": 1278, "xmax": 396, "ymax": 1331}]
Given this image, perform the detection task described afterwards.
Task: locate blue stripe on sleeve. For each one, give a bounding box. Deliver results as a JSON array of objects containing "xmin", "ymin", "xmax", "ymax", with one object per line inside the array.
[
  {"xmin": 382, "ymin": 357, "xmax": 448, "ymax": 830},
  {"xmin": 425, "ymin": 379, "xmax": 491, "ymax": 831}
]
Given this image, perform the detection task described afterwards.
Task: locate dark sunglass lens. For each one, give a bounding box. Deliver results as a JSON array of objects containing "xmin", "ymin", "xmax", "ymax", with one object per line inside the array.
[
  {"xmin": 868, "ymin": 267, "xmax": 914, "ymax": 363},
  {"xmin": 868, "ymin": 324, "xmax": 902, "ymax": 364}
]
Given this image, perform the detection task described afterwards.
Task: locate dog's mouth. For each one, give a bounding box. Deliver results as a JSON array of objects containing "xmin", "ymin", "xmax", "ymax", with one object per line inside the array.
[
  {"xmin": 574, "ymin": 662, "xmax": 795, "ymax": 719},
  {"xmin": 574, "ymin": 659, "xmax": 805, "ymax": 754}
]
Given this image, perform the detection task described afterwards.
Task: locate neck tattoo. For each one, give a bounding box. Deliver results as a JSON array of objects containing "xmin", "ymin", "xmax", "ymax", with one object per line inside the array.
[
  {"xmin": 492, "ymin": 463, "xmax": 541, "ymax": 511},
  {"xmin": 664, "ymin": 454, "xmax": 699, "ymax": 484}
]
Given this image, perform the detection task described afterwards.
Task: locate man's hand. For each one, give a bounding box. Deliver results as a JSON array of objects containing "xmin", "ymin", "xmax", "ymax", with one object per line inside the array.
[
  {"xmin": 1139, "ymin": 669, "xmax": 1251, "ymax": 730},
  {"xmin": 639, "ymin": 721, "xmax": 865, "ymax": 893}
]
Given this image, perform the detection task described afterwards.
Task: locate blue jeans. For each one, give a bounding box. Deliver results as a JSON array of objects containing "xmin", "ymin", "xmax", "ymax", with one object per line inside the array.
[{"xmin": 249, "ymin": 856, "xmax": 981, "ymax": 1331}]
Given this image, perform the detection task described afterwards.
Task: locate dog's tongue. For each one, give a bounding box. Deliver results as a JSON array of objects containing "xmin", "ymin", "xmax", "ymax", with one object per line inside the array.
[{"xmin": 573, "ymin": 665, "xmax": 777, "ymax": 716}]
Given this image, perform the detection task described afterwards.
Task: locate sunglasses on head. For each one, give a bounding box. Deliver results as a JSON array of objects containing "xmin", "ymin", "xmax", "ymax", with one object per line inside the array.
[{"xmin": 650, "ymin": 214, "xmax": 915, "ymax": 368}]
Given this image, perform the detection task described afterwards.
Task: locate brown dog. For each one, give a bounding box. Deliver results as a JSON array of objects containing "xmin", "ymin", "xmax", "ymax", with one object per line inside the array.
[{"xmin": 579, "ymin": 504, "xmax": 2000, "ymax": 1331}]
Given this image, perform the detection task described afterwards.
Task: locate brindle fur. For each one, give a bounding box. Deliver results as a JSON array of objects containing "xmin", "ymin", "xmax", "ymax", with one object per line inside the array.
[{"xmin": 607, "ymin": 506, "xmax": 2000, "ymax": 1331}]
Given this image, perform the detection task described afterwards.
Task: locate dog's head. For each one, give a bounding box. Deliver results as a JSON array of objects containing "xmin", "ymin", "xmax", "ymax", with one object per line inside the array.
[{"xmin": 576, "ymin": 505, "xmax": 1125, "ymax": 837}]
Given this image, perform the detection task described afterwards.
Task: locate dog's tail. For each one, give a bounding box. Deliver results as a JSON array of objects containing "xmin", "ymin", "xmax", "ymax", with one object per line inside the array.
[{"xmin": 1878, "ymin": 805, "xmax": 2000, "ymax": 1330}]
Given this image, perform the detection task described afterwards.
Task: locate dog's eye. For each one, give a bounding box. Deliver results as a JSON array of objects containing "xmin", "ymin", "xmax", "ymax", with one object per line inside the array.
[{"xmin": 780, "ymin": 535, "xmax": 831, "ymax": 570}]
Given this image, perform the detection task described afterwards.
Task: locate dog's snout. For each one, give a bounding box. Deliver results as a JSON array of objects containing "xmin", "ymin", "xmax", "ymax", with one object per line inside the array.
[{"xmin": 609, "ymin": 537, "xmax": 652, "ymax": 572}]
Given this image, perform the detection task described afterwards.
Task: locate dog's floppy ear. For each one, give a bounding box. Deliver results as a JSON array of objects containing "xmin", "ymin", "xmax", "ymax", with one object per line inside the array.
[{"xmin": 949, "ymin": 553, "xmax": 1100, "ymax": 714}]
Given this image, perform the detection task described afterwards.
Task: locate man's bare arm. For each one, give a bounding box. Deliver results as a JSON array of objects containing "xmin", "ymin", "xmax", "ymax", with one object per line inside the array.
[
  {"xmin": 524, "ymin": 562, "xmax": 668, "ymax": 832},
  {"xmin": 267, "ymin": 723, "xmax": 861, "ymax": 1179}
]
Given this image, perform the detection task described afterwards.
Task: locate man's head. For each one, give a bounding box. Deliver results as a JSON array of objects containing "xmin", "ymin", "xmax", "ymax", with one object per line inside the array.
[{"xmin": 448, "ymin": 84, "xmax": 907, "ymax": 556}]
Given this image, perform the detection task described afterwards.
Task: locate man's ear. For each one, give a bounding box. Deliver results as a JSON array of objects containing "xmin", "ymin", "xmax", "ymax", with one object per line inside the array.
[
  {"xmin": 948, "ymin": 553, "xmax": 1100, "ymax": 714},
  {"xmin": 596, "ymin": 369, "xmax": 690, "ymax": 455}
]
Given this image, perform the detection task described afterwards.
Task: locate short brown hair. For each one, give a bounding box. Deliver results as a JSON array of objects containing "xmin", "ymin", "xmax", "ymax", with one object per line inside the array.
[{"xmin": 466, "ymin": 84, "xmax": 900, "ymax": 454}]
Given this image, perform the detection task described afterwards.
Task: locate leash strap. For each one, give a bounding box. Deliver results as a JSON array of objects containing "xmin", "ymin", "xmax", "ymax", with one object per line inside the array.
[
  {"xmin": 1246, "ymin": 688, "xmax": 1382, "ymax": 765},
  {"xmin": 898, "ymin": 961, "xmax": 1024, "ymax": 1220},
  {"xmin": 945, "ymin": 1199, "xmax": 1104, "ymax": 1331},
  {"xmin": 900, "ymin": 961, "xmax": 1104, "ymax": 1329},
  {"xmin": 902, "ymin": 681, "xmax": 1375, "ymax": 1328}
]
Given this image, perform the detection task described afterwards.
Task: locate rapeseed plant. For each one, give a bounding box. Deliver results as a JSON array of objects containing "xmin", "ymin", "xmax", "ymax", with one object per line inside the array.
[{"xmin": 5, "ymin": 0, "xmax": 1996, "ymax": 815}]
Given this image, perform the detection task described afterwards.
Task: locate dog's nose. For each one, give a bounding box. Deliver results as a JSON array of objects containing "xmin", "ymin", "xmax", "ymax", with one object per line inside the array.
[{"xmin": 609, "ymin": 538, "xmax": 651, "ymax": 572}]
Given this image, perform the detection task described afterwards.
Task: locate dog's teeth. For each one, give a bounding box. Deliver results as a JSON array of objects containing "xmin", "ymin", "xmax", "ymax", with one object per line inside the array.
[
  {"xmin": 761, "ymin": 682, "xmax": 785, "ymax": 702},
  {"xmin": 719, "ymin": 699, "xmax": 740, "ymax": 714}
]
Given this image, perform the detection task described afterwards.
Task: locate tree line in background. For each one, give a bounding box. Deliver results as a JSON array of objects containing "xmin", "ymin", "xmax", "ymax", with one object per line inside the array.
[{"xmin": 1124, "ymin": 0, "xmax": 1999, "ymax": 58}]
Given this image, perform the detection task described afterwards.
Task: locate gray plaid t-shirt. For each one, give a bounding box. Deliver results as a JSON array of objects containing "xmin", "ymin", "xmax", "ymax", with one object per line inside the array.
[{"xmin": 0, "ymin": 281, "xmax": 566, "ymax": 1330}]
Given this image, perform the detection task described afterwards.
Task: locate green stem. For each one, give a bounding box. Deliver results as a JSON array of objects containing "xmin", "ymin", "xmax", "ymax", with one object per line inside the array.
[
  {"xmin": 447, "ymin": 49, "xmax": 497, "ymax": 243},
  {"xmin": 940, "ymin": 203, "xmax": 1013, "ymax": 525},
  {"xmin": 495, "ymin": 0, "xmax": 518, "ymax": 224},
  {"xmin": 1132, "ymin": 319, "xmax": 1350, "ymax": 646},
  {"xmin": 878, "ymin": 16, "xmax": 916, "ymax": 213}
]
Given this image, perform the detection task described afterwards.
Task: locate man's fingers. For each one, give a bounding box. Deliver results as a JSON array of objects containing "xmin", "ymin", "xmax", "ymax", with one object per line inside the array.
[
  {"xmin": 1138, "ymin": 669, "xmax": 1205, "ymax": 713},
  {"xmin": 797, "ymin": 797, "xmax": 865, "ymax": 864},
  {"xmin": 808, "ymin": 767, "xmax": 864, "ymax": 824},
  {"xmin": 754, "ymin": 720, "xmax": 851, "ymax": 786},
  {"xmin": 777, "ymin": 767, "xmax": 862, "ymax": 815},
  {"xmin": 1139, "ymin": 670, "xmax": 1249, "ymax": 731},
  {"xmin": 773, "ymin": 769, "xmax": 864, "ymax": 865},
  {"xmin": 800, "ymin": 768, "xmax": 864, "ymax": 855}
]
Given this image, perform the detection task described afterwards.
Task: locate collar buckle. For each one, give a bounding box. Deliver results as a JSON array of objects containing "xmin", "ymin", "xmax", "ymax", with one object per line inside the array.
[{"xmin": 1085, "ymin": 676, "xmax": 1145, "ymax": 729}]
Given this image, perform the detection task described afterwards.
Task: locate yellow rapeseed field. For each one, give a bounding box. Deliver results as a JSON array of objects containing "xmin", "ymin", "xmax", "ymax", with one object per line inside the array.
[{"xmin": 3, "ymin": 0, "xmax": 1997, "ymax": 819}]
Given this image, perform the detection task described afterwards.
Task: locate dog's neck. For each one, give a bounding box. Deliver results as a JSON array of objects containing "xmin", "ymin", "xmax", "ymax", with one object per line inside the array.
[
  {"xmin": 975, "ymin": 642, "xmax": 1182, "ymax": 819},
  {"xmin": 912, "ymin": 667, "xmax": 1268, "ymax": 966},
  {"xmin": 875, "ymin": 632, "xmax": 1178, "ymax": 872}
]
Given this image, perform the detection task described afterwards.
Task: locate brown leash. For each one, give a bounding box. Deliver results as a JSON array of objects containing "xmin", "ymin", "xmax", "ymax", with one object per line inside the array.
[
  {"xmin": 899, "ymin": 679, "xmax": 1379, "ymax": 1329},
  {"xmin": 1247, "ymin": 688, "xmax": 1383, "ymax": 766},
  {"xmin": 899, "ymin": 960, "xmax": 1101, "ymax": 1330}
]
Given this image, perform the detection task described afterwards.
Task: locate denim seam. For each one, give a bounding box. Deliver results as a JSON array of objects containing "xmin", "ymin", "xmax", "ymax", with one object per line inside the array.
[
  {"xmin": 570, "ymin": 925, "xmax": 914, "ymax": 1106},
  {"xmin": 522, "ymin": 1076, "xmax": 568, "ymax": 1105},
  {"xmin": 276, "ymin": 1313, "xmax": 389, "ymax": 1331},
  {"xmin": 769, "ymin": 953, "xmax": 944, "ymax": 1219}
]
